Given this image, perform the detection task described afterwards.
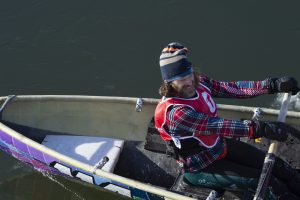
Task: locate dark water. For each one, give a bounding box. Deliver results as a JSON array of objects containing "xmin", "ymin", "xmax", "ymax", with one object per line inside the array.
[{"xmin": 1, "ymin": 1, "xmax": 300, "ymax": 199}]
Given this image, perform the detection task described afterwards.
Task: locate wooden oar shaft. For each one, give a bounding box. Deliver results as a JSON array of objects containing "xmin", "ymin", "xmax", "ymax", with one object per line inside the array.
[{"xmin": 254, "ymin": 93, "xmax": 291, "ymax": 200}]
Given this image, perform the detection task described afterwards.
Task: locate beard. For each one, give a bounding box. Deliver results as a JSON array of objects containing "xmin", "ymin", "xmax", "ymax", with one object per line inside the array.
[{"xmin": 177, "ymin": 84, "xmax": 196, "ymax": 98}]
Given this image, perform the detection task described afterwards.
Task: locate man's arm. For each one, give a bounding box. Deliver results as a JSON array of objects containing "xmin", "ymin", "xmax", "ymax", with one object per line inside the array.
[
  {"xmin": 167, "ymin": 105, "xmax": 253, "ymax": 138},
  {"xmin": 168, "ymin": 105, "xmax": 293, "ymax": 142},
  {"xmin": 199, "ymin": 75, "xmax": 270, "ymax": 98}
]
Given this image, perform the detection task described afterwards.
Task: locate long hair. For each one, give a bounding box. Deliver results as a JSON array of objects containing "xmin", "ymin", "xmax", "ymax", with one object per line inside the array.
[{"xmin": 159, "ymin": 71, "xmax": 200, "ymax": 97}]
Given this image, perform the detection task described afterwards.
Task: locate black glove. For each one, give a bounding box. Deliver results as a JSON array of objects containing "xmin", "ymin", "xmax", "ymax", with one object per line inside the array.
[
  {"xmin": 269, "ymin": 77, "xmax": 299, "ymax": 95},
  {"xmin": 251, "ymin": 120, "xmax": 289, "ymax": 142}
]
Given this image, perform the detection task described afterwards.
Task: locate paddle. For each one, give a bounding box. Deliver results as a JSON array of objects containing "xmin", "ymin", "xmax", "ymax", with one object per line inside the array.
[{"xmin": 253, "ymin": 92, "xmax": 292, "ymax": 200}]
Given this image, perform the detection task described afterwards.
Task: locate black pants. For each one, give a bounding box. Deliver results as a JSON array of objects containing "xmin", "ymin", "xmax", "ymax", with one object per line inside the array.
[{"xmin": 184, "ymin": 138, "xmax": 300, "ymax": 199}]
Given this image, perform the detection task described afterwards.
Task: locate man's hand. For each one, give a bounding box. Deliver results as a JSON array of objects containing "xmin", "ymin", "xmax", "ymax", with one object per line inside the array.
[
  {"xmin": 251, "ymin": 120, "xmax": 289, "ymax": 142},
  {"xmin": 269, "ymin": 77, "xmax": 299, "ymax": 95}
]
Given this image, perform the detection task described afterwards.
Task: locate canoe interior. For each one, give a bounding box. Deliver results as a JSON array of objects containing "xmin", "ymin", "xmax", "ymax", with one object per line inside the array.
[
  {"xmin": 0, "ymin": 96, "xmax": 157, "ymax": 141},
  {"xmin": 0, "ymin": 96, "xmax": 300, "ymax": 170},
  {"xmin": 0, "ymin": 95, "xmax": 299, "ymax": 199}
]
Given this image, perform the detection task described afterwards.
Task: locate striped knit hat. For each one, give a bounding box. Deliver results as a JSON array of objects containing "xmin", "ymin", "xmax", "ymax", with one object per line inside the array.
[{"xmin": 159, "ymin": 42, "xmax": 193, "ymax": 82}]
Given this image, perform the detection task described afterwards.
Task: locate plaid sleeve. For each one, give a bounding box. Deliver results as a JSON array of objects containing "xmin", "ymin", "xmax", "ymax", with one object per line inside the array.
[
  {"xmin": 167, "ymin": 105, "xmax": 253, "ymax": 138},
  {"xmin": 199, "ymin": 75, "xmax": 271, "ymax": 98}
]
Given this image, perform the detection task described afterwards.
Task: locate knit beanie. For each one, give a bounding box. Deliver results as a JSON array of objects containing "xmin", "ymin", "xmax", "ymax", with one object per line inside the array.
[{"xmin": 159, "ymin": 42, "xmax": 193, "ymax": 82}]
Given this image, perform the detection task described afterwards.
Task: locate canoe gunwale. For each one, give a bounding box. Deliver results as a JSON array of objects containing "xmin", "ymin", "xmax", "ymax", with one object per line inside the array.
[
  {"xmin": 0, "ymin": 95, "xmax": 300, "ymax": 118},
  {"xmin": 0, "ymin": 95, "xmax": 159, "ymax": 104},
  {"xmin": 2, "ymin": 95, "xmax": 299, "ymax": 117}
]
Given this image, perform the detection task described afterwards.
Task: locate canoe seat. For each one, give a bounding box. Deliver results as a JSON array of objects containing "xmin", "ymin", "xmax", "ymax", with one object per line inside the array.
[{"xmin": 42, "ymin": 135, "xmax": 124, "ymax": 173}]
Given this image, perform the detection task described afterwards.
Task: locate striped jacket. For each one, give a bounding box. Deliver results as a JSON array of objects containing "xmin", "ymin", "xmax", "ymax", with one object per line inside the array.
[{"xmin": 157, "ymin": 75, "xmax": 271, "ymax": 172}]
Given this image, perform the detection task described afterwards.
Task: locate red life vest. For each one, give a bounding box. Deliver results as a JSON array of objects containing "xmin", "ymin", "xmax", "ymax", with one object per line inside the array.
[{"xmin": 154, "ymin": 83, "xmax": 219, "ymax": 148}]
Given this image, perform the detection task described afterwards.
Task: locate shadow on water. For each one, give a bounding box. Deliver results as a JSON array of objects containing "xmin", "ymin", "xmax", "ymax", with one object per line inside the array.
[
  {"xmin": 0, "ymin": 151, "xmax": 32, "ymax": 185},
  {"xmin": 0, "ymin": 158, "xmax": 130, "ymax": 200}
]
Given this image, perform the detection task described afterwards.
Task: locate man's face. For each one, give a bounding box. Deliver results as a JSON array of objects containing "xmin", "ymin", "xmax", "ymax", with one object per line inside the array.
[{"xmin": 171, "ymin": 73, "xmax": 196, "ymax": 98}]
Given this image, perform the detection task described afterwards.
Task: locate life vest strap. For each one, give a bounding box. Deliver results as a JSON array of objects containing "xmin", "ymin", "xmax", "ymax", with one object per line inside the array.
[{"xmin": 144, "ymin": 118, "xmax": 208, "ymax": 160}]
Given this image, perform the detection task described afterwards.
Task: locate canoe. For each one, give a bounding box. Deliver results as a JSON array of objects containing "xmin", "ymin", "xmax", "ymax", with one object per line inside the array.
[{"xmin": 0, "ymin": 95, "xmax": 299, "ymax": 200}]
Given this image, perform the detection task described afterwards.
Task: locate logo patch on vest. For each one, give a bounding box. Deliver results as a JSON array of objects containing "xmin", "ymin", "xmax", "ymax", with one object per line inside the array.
[{"xmin": 201, "ymin": 92, "xmax": 216, "ymax": 113}]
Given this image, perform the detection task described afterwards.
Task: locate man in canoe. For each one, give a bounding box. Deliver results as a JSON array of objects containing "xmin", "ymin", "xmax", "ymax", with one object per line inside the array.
[{"xmin": 154, "ymin": 42, "xmax": 300, "ymax": 199}]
